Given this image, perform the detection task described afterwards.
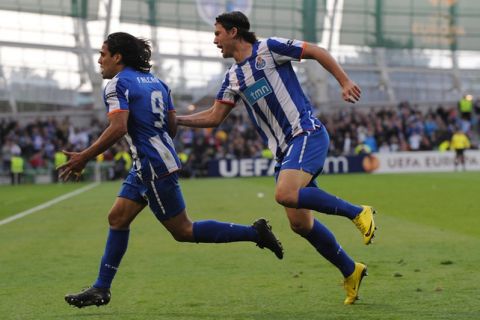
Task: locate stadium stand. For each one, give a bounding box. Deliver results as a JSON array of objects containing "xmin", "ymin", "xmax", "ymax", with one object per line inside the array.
[{"xmin": 2, "ymin": 99, "xmax": 478, "ymax": 180}]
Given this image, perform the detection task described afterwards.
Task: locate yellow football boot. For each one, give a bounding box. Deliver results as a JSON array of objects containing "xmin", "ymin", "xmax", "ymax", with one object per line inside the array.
[
  {"xmin": 352, "ymin": 205, "xmax": 377, "ymax": 245},
  {"xmin": 344, "ymin": 262, "xmax": 368, "ymax": 305}
]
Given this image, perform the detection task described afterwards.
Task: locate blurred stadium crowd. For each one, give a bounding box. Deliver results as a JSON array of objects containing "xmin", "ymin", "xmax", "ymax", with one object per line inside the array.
[{"xmin": 1, "ymin": 99, "xmax": 479, "ymax": 181}]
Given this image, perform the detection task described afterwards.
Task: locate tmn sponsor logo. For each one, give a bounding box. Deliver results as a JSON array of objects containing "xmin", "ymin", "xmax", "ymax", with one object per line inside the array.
[{"xmin": 244, "ymin": 78, "xmax": 272, "ymax": 105}]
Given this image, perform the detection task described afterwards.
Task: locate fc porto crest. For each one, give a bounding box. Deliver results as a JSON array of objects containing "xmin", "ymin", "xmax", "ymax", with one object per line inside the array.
[
  {"xmin": 255, "ymin": 56, "xmax": 266, "ymax": 70},
  {"xmin": 196, "ymin": 0, "xmax": 253, "ymax": 26}
]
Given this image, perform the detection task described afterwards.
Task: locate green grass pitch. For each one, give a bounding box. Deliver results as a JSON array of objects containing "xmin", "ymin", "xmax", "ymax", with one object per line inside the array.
[{"xmin": 0, "ymin": 172, "xmax": 479, "ymax": 319}]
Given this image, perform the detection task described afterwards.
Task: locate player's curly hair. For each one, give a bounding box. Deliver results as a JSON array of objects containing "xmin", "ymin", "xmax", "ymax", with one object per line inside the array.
[
  {"xmin": 215, "ymin": 11, "xmax": 257, "ymax": 44},
  {"xmin": 105, "ymin": 32, "xmax": 152, "ymax": 72}
]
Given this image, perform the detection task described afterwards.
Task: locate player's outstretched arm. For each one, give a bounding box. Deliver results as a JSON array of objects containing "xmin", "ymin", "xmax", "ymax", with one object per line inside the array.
[
  {"xmin": 302, "ymin": 43, "xmax": 361, "ymax": 103},
  {"xmin": 58, "ymin": 111, "xmax": 129, "ymax": 181},
  {"xmin": 177, "ymin": 101, "xmax": 233, "ymax": 128}
]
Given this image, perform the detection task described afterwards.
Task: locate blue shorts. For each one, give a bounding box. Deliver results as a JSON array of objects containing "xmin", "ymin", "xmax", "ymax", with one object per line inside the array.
[
  {"xmin": 118, "ymin": 171, "xmax": 186, "ymax": 221},
  {"xmin": 274, "ymin": 126, "xmax": 330, "ymax": 187}
]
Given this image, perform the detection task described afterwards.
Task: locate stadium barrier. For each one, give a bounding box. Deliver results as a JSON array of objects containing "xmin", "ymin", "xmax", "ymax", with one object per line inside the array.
[
  {"xmin": 207, "ymin": 155, "xmax": 366, "ymax": 177},
  {"xmin": 0, "ymin": 161, "xmax": 112, "ymax": 185},
  {"xmin": 207, "ymin": 151, "xmax": 480, "ymax": 177},
  {"xmin": 2, "ymin": 151, "xmax": 479, "ymax": 184},
  {"xmin": 370, "ymin": 151, "xmax": 480, "ymax": 173}
]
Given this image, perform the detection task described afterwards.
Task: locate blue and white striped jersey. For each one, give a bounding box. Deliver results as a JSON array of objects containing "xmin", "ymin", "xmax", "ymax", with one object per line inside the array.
[
  {"xmin": 104, "ymin": 67, "xmax": 180, "ymax": 181},
  {"xmin": 216, "ymin": 37, "xmax": 322, "ymax": 159}
]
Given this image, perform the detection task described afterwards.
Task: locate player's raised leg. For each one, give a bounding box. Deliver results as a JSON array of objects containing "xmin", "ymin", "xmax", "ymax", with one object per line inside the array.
[
  {"xmin": 161, "ymin": 210, "xmax": 283, "ymax": 259},
  {"xmin": 275, "ymin": 161, "xmax": 376, "ymax": 244},
  {"xmin": 149, "ymin": 172, "xmax": 283, "ymax": 259}
]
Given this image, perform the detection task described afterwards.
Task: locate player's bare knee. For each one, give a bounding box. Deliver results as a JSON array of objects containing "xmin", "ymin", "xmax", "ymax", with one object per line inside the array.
[
  {"xmin": 275, "ymin": 189, "xmax": 298, "ymax": 208},
  {"xmin": 108, "ymin": 212, "xmax": 129, "ymax": 229}
]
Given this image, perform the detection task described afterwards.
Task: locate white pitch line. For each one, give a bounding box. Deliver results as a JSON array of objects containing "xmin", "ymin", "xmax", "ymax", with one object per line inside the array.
[{"xmin": 0, "ymin": 182, "xmax": 100, "ymax": 226}]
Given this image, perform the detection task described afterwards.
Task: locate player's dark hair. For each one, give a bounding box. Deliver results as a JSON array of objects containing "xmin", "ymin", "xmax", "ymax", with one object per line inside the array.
[
  {"xmin": 215, "ymin": 11, "xmax": 257, "ymax": 44},
  {"xmin": 105, "ymin": 32, "xmax": 152, "ymax": 72}
]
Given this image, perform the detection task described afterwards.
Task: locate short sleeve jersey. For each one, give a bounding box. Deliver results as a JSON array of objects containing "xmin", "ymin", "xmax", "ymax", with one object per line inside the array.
[
  {"xmin": 216, "ymin": 37, "xmax": 322, "ymax": 159},
  {"xmin": 104, "ymin": 67, "xmax": 180, "ymax": 181}
]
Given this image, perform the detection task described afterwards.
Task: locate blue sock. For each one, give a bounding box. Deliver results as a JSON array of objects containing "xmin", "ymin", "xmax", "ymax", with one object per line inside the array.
[
  {"xmin": 303, "ymin": 219, "xmax": 355, "ymax": 277},
  {"xmin": 298, "ymin": 187, "xmax": 362, "ymax": 219},
  {"xmin": 93, "ymin": 229, "xmax": 129, "ymax": 289},
  {"xmin": 193, "ymin": 220, "xmax": 258, "ymax": 243}
]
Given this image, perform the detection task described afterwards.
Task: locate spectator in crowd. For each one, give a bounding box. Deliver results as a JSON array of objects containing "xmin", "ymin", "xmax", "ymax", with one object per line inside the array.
[
  {"xmin": 451, "ymin": 127, "xmax": 471, "ymax": 171},
  {"xmin": 377, "ymin": 140, "xmax": 391, "ymax": 153},
  {"xmin": 177, "ymin": 149, "xmax": 193, "ymax": 178},
  {"xmin": 363, "ymin": 128, "xmax": 377, "ymax": 153},
  {"xmin": 408, "ymin": 129, "xmax": 422, "ymax": 151},
  {"xmin": 2, "ymin": 138, "xmax": 21, "ymax": 172},
  {"xmin": 354, "ymin": 140, "xmax": 372, "ymax": 155},
  {"xmin": 458, "ymin": 94, "xmax": 473, "ymax": 122},
  {"xmin": 10, "ymin": 149, "xmax": 24, "ymax": 185},
  {"xmin": 112, "ymin": 143, "xmax": 132, "ymax": 180},
  {"xmin": 29, "ymin": 150, "xmax": 46, "ymax": 170}
]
